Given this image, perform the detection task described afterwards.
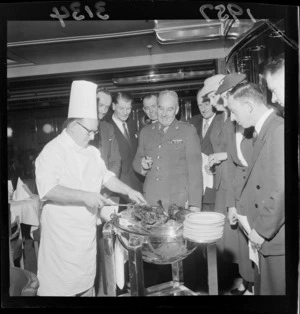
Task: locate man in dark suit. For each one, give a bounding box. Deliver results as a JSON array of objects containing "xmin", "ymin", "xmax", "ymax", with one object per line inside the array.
[
  {"xmin": 142, "ymin": 93, "xmax": 158, "ymax": 125},
  {"xmin": 189, "ymin": 76, "xmax": 225, "ymax": 212},
  {"xmin": 106, "ymin": 92, "xmax": 143, "ymax": 199},
  {"xmin": 91, "ymin": 88, "xmax": 121, "ymax": 177},
  {"xmin": 225, "ymin": 81, "xmax": 284, "ymax": 295}
]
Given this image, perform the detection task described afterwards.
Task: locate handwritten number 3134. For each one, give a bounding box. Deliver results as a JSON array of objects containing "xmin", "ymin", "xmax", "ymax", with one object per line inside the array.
[{"xmin": 50, "ymin": 1, "xmax": 109, "ymax": 27}]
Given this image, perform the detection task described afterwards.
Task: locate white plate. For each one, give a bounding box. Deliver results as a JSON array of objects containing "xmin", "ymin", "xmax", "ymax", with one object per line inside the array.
[
  {"xmin": 183, "ymin": 233, "xmax": 223, "ymax": 243},
  {"xmin": 185, "ymin": 212, "xmax": 225, "ymax": 223},
  {"xmin": 184, "ymin": 221, "xmax": 225, "ymax": 228}
]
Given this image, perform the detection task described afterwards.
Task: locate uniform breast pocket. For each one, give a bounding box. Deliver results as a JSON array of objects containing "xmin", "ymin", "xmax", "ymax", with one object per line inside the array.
[{"xmin": 168, "ymin": 142, "xmax": 185, "ymax": 162}]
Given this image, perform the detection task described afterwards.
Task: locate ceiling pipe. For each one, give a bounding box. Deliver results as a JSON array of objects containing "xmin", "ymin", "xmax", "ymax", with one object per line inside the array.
[{"xmin": 8, "ymin": 29, "xmax": 154, "ymax": 47}]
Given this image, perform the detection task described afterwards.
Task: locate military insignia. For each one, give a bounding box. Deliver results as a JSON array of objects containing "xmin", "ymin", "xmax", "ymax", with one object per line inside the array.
[{"xmin": 169, "ymin": 139, "xmax": 183, "ymax": 144}]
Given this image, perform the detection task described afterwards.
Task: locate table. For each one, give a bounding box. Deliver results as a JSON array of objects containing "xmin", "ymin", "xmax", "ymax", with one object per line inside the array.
[{"xmin": 10, "ymin": 195, "xmax": 41, "ymax": 238}]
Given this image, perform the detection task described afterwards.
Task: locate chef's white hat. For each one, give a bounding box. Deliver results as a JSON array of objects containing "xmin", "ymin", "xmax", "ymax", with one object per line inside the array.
[{"xmin": 68, "ymin": 80, "xmax": 98, "ymax": 119}]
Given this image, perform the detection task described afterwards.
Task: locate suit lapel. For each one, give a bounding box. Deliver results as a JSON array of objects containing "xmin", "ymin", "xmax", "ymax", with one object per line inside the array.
[
  {"xmin": 161, "ymin": 119, "xmax": 179, "ymax": 144},
  {"xmin": 110, "ymin": 118, "xmax": 131, "ymax": 149},
  {"xmin": 241, "ymin": 112, "xmax": 276, "ymax": 193}
]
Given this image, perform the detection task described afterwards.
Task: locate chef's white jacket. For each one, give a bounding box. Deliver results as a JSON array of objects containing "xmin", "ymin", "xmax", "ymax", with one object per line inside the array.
[{"xmin": 35, "ymin": 129, "xmax": 115, "ymax": 296}]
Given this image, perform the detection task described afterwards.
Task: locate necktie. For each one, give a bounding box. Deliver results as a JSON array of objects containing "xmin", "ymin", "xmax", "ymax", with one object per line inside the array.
[
  {"xmin": 122, "ymin": 122, "xmax": 131, "ymax": 145},
  {"xmin": 203, "ymin": 119, "xmax": 209, "ymax": 137}
]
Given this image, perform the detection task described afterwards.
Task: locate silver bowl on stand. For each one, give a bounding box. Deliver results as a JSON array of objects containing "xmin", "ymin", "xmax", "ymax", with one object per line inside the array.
[
  {"xmin": 101, "ymin": 211, "xmax": 199, "ymax": 296},
  {"xmin": 111, "ymin": 213, "xmax": 197, "ymax": 265}
]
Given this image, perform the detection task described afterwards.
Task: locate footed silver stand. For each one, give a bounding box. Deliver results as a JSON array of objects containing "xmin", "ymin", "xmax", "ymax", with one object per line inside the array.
[{"xmin": 101, "ymin": 220, "xmax": 218, "ymax": 296}]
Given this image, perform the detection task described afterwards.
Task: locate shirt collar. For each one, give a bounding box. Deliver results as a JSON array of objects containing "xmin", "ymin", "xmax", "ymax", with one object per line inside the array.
[
  {"xmin": 204, "ymin": 113, "xmax": 216, "ymax": 125},
  {"xmin": 255, "ymin": 108, "xmax": 274, "ymax": 135},
  {"xmin": 112, "ymin": 114, "xmax": 127, "ymax": 129}
]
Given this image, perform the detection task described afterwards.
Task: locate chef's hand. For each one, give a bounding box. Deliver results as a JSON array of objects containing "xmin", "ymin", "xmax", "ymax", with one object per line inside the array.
[
  {"xmin": 204, "ymin": 164, "xmax": 215, "ymax": 175},
  {"xmin": 208, "ymin": 152, "xmax": 227, "ymax": 167},
  {"xmin": 127, "ymin": 189, "xmax": 147, "ymax": 206},
  {"xmin": 228, "ymin": 207, "xmax": 238, "ymax": 225},
  {"xmin": 83, "ymin": 192, "xmax": 110, "ymax": 214},
  {"xmin": 249, "ymin": 229, "xmax": 265, "ymax": 251},
  {"xmin": 189, "ymin": 206, "xmax": 200, "ymax": 212}
]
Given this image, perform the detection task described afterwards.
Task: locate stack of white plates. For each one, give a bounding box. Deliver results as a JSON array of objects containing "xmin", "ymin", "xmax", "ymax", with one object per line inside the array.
[{"xmin": 183, "ymin": 212, "xmax": 225, "ymax": 243}]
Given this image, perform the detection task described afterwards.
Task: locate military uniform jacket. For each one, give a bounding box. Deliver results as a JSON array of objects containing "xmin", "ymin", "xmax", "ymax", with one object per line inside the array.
[
  {"xmin": 238, "ymin": 112, "xmax": 284, "ymax": 256},
  {"xmin": 133, "ymin": 119, "xmax": 203, "ymax": 209},
  {"xmin": 90, "ymin": 120, "xmax": 121, "ymax": 177}
]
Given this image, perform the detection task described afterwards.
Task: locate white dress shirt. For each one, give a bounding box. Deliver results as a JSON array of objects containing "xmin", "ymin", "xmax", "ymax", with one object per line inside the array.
[
  {"xmin": 235, "ymin": 124, "xmax": 248, "ymax": 167},
  {"xmin": 112, "ymin": 114, "xmax": 128, "ymax": 136},
  {"xmin": 255, "ymin": 108, "xmax": 274, "ymax": 135},
  {"xmin": 202, "ymin": 113, "xmax": 216, "ymax": 137}
]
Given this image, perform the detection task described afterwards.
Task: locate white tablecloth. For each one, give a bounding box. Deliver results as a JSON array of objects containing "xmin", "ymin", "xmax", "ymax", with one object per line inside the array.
[{"xmin": 10, "ymin": 195, "xmax": 41, "ymax": 238}]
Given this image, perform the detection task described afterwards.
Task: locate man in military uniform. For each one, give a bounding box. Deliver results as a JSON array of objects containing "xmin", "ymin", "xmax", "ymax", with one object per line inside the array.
[
  {"xmin": 133, "ymin": 90, "xmax": 203, "ymax": 211},
  {"xmin": 133, "ymin": 89, "xmax": 203, "ymax": 289}
]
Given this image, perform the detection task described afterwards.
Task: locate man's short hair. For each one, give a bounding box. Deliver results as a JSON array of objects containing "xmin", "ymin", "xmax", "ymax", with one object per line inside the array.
[
  {"xmin": 263, "ymin": 54, "xmax": 284, "ymax": 77},
  {"xmin": 228, "ymin": 82, "xmax": 265, "ymax": 105},
  {"xmin": 112, "ymin": 91, "xmax": 133, "ymax": 104},
  {"xmin": 158, "ymin": 90, "xmax": 179, "ymax": 107},
  {"xmin": 143, "ymin": 93, "xmax": 158, "ymax": 104}
]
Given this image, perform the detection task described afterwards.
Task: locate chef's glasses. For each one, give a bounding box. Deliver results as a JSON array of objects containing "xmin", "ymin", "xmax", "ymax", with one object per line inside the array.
[{"xmin": 77, "ymin": 122, "xmax": 99, "ymax": 136}]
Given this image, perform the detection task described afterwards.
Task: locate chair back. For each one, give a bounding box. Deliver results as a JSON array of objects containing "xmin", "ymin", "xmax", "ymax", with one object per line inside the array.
[{"xmin": 9, "ymin": 267, "xmax": 39, "ymax": 296}]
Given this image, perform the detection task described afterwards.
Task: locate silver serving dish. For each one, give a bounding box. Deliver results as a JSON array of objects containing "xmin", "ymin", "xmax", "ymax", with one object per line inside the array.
[{"xmin": 110, "ymin": 209, "xmax": 197, "ymax": 265}]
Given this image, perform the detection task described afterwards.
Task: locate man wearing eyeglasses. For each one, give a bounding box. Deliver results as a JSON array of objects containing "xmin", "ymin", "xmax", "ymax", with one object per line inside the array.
[{"xmin": 35, "ymin": 81, "xmax": 146, "ymax": 296}]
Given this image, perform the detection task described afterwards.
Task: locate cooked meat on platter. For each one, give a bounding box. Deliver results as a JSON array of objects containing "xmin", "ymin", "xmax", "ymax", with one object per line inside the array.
[
  {"xmin": 130, "ymin": 203, "xmax": 192, "ymax": 228},
  {"xmin": 132, "ymin": 204, "xmax": 168, "ymax": 227}
]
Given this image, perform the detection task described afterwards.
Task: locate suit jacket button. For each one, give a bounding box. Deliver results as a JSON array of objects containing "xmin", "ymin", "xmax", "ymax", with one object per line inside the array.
[
  {"xmin": 243, "ymin": 176, "xmax": 246, "ymax": 179},
  {"xmin": 256, "ymin": 185, "xmax": 260, "ymax": 189},
  {"xmin": 156, "ymin": 178, "xmax": 159, "ymax": 181},
  {"xmin": 157, "ymin": 156, "xmax": 160, "ymax": 159},
  {"xmin": 156, "ymin": 167, "xmax": 160, "ymax": 170},
  {"xmin": 255, "ymin": 204, "xmax": 258, "ymax": 208},
  {"xmin": 158, "ymin": 145, "xmax": 162, "ymax": 148}
]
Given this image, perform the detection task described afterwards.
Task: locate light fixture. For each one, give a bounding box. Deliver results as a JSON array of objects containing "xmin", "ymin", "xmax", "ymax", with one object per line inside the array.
[
  {"xmin": 154, "ymin": 19, "xmax": 260, "ymax": 44},
  {"xmin": 7, "ymin": 127, "xmax": 13, "ymax": 137},
  {"xmin": 112, "ymin": 70, "xmax": 215, "ymax": 86},
  {"xmin": 42, "ymin": 123, "xmax": 53, "ymax": 134},
  {"xmin": 154, "ymin": 20, "xmax": 224, "ymax": 44}
]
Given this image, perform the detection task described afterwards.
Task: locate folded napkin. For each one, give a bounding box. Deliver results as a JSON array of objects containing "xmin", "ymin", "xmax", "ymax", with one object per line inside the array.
[
  {"xmin": 114, "ymin": 236, "xmax": 129, "ymax": 290},
  {"xmin": 202, "ymin": 153, "xmax": 214, "ymax": 192},
  {"xmin": 12, "ymin": 177, "xmax": 33, "ymax": 201}
]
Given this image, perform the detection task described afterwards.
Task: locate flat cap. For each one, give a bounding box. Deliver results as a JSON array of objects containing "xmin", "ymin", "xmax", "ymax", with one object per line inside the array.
[
  {"xmin": 215, "ymin": 73, "xmax": 247, "ymax": 95},
  {"xmin": 198, "ymin": 74, "xmax": 226, "ymax": 97}
]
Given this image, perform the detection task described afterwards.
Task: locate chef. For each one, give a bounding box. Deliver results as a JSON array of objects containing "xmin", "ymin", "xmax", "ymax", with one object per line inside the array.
[{"xmin": 35, "ymin": 80, "xmax": 146, "ymax": 296}]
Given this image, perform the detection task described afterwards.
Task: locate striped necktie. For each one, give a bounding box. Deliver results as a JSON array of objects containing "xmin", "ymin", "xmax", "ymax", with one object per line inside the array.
[{"xmin": 203, "ymin": 119, "xmax": 209, "ymax": 137}]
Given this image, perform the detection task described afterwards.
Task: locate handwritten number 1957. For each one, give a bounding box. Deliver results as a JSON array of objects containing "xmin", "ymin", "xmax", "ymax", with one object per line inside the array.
[
  {"xmin": 50, "ymin": 1, "xmax": 109, "ymax": 27},
  {"xmin": 200, "ymin": 3, "xmax": 256, "ymax": 24}
]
